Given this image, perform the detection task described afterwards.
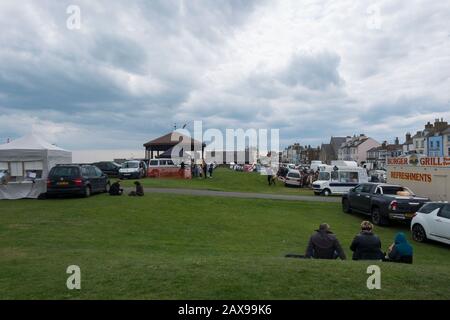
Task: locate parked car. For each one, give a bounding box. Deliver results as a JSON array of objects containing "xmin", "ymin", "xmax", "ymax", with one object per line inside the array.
[
  {"xmin": 119, "ymin": 160, "xmax": 147, "ymax": 179},
  {"xmin": 411, "ymin": 202, "xmax": 450, "ymax": 245},
  {"xmin": 342, "ymin": 183, "xmax": 429, "ymax": 225},
  {"xmin": 46, "ymin": 164, "xmax": 110, "ymax": 197},
  {"xmin": 284, "ymin": 170, "xmax": 302, "ymax": 187},
  {"xmin": 92, "ymin": 161, "xmax": 122, "ymax": 177}
]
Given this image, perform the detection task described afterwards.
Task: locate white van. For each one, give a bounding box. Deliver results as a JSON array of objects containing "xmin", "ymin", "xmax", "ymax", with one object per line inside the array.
[
  {"xmin": 119, "ymin": 160, "xmax": 147, "ymax": 179},
  {"xmin": 310, "ymin": 161, "xmax": 324, "ymax": 172},
  {"xmin": 312, "ymin": 165, "xmax": 368, "ymax": 196}
]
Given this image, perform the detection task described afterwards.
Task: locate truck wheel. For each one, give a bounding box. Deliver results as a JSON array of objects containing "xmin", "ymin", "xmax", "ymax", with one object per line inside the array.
[
  {"xmin": 371, "ymin": 207, "xmax": 388, "ymax": 226},
  {"xmin": 322, "ymin": 189, "xmax": 331, "ymax": 196},
  {"xmin": 84, "ymin": 186, "xmax": 91, "ymax": 198},
  {"xmin": 342, "ymin": 199, "xmax": 351, "ymax": 213},
  {"xmin": 412, "ymin": 224, "xmax": 427, "ymax": 242}
]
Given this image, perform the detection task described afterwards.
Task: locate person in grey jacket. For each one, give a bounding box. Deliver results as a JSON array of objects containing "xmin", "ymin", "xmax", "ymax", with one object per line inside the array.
[
  {"xmin": 305, "ymin": 223, "xmax": 346, "ymax": 260},
  {"xmin": 350, "ymin": 221, "xmax": 384, "ymax": 260}
]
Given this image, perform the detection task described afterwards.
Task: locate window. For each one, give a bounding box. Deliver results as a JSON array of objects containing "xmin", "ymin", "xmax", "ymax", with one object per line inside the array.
[
  {"xmin": 361, "ymin": 184, "xmax": 372, "ymax": 193},
  {"xmin": 375, "ymin": 187, "xmax": 382, "ymax": 194},
  {"xmin": 318, "ymin": 172, "xmax": 330, "ymax": 181},
  {"xmin": 288, "ymin": 172, "xmax": 300, "ymax": 179},
  {"xmin": 167, "ymin": 160, "xmax": 174, "ymax": 166},
  {"xmin": 430, "ymin": 141, "xmax": 434, "ymax": 148},
  {"xmin": 354, "ymin": 185, "xmax": 364, "ymax": 193},
  {"xmin": 436, "ymin": 141, "xmax": 440, "ymax": 148},
  {"xmin": 331, "ymin": 171, "xmax": 339, "ymax": 182},
  {"xmin": 81, "ymin": 167, "xmax": 89, "ymax": 176},
  {"xmin": 339, "ymin": 172, "xmax": 358, "ymax": 183},
  {"xmin": 87, "ymin": 167, "xmax": 97, "ymax": 177},
  {"xmin": 438, "ymin": 205, "xmax": 450, "ymax": 219},
  {"xmin": 419, "ymin": 203, "xmax": 442, "ymax": 214},
  {"xmin": 94, "ymin": 167, "xmax": 103, "ymax": 177},
  {"xmin": 421, "ymin": 140, "xmax": 424, "ymax": 148},
  {"xmin": 50, "ymin": 167, "xmax": 80, "ymax": 177},
  {"xmin": 381, "ymin": 186, "xmax": 411, "ymax": 195},
  {"xmin": 10, "ymin": 162, "xmax": 23, "ymax": 177},
  {"xmin": 150, "ymin": 160, "xmax": 158, "ymax": 166},
  {"xmin": 0, "ymin": 162, "xmax": 8, "ymax": 170},
  {"xmin": 415, "ymin": 141, "xmax": 419, "ymax": 148},
  {"xmin": 349, "ymin": 172, "xmax": 359, "ymax": 182},
  {"xmin": 24, "ymin": 161, "xmax": 44, "ymax": 179},
  {"xmin": 339, "ymin": 172, "xmax": 350, "ymax": 183},
  {"xmin": 122, "ymin": 162, "xmax": 138, "ymax": 168}
]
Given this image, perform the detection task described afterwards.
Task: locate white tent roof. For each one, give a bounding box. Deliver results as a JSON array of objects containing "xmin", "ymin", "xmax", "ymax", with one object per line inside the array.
[{"xmin": 0, "ymin": 134, "xmax": 68, "ymax": 151}]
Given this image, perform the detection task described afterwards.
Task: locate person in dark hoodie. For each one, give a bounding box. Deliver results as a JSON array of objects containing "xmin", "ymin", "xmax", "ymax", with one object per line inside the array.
[
  {"xmin": 304, "ymin": 223, "xmax": 346, "ymax": 260},
  {"xmin": 109, "ymin": 180, "xmax": 123, "ymax": 196},
  {"xmin": 350, "ymin": 221, "xmax": 384, "ymax": 260},
  {"xmin": 384, "ymin": 232, "xmax": 413, "ymax": 264},
  {"xmin": 129, "ymin": 181, "xmax": 144, "ymax": 197}
]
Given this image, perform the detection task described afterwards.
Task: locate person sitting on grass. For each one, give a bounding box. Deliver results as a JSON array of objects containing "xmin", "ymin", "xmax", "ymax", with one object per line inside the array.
[
  {"xmin": 305, "ymin": 223, "xmax": 346, "ymax": 260},
  {"xmin": 350, "ymin": 221, "xmax": 384, "ymax": 261},
  {"xmin": 129, "ymin": 181, "xmax": 144, "ymax": 197},
  {"xmin": 109, "ymin": 180, "xmax": 123, "ymax": 196},
  {"xmin": 384, "ymin": 232, "xmax": 413, "ymax": 264}
]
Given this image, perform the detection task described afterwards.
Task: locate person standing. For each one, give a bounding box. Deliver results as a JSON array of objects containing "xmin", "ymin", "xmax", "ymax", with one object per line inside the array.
[
  {"xmin": 208, "ymin": 162, "xmax": 214, "ymax": 178},
  {"xmin": 266, "ymin": 166, "xmax": 273, "ymax": 186},
  {"xmin": 202, "ymin": 159, "xmax": 208, "ymax": 179}
]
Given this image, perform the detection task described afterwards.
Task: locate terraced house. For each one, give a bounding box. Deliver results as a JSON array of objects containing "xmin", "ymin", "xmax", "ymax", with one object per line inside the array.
[{"xmin": 337, "ymin": 134, "xmax": 380, "ymax": 165}]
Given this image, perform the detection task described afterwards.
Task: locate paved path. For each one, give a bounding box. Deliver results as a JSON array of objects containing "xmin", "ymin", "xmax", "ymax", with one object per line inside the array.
[{"xmin": 124, "ymin": 187, "xmax": 341, "ymax": 203}]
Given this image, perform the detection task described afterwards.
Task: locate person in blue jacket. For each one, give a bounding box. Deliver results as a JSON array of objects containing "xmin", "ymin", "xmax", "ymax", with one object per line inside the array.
[{"xmin": 385, "ymin": 232, "xmax": 413, "ymax": 264}]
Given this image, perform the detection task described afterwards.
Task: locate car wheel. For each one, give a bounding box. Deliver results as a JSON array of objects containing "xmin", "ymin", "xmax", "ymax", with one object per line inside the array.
[
  {"xmin": 371, "ymin": 207, "xmax": 388, "ymax": 226},
  {"xmin": 322, "ymin": 189, "xmax": 331, "ymax": 196},
  {"xmin": 84, "ymin": 186, "xmax": 91, "ymax": 198},
  {"xmin": 342, "ymin": 198, "xmax": 351, "ymax": 213},
  {"xmin": 104, "ymin": 182, "xmax": 110, "ymax": 193},
  {"xmin": 412, "ymin": 224, "xmax": 427, "ymax": 243}
]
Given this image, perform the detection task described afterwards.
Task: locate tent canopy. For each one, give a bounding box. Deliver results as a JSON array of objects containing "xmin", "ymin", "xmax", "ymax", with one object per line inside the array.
[
  {"xmin": 0, "ymin": 134, "xmax": 68, "ymax": 151},
  {"xmin": 0, "ymin": 134, "xmax": 72, "ymax": 178}
]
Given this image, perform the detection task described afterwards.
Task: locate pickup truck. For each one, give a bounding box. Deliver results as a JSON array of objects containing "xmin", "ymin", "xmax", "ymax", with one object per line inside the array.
[{"xmin": 342, "ymin": 183, "xmax": 429, "ymax": 225}]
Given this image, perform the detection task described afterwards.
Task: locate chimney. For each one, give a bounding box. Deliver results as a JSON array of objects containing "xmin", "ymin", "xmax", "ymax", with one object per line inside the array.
[
  {"xmin": 395, "ymin": 137, "xmax": 399, "ymax": 145},
  {"xmin": 406, "ymin": 132, "xmax": 411, "ymax": 142},
  {"xmin": 382, "ymin": 141, "xmax": 387, "ymax": 148},
  {"xmin": 425, "ymin": 121, "xmax": 433, "ymax": 130}
]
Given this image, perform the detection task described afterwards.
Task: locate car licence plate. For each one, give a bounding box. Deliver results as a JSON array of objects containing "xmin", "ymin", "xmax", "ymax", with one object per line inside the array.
[{"xmin": 57, "ymin": 182, "xmax": 69, "ymax": 186}]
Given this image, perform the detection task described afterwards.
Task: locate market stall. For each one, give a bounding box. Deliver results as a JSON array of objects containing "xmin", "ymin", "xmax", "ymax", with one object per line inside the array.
[{"xmin": 0, "ymin": 134, "xmax": 72, "ymax": 200}]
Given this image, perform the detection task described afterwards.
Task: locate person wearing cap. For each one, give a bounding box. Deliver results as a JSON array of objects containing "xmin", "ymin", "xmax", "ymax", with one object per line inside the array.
[
  {"xmin": 350, "ymin": 221, "xmax": 384, "ymax": 260},
  {"xmin": 304, "ymin": 223, "xmax": 346, "ymax": 260}
]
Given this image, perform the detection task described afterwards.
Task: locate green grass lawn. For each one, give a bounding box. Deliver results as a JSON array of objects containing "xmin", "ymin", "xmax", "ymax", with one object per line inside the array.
[
  {"xmin": 1, "ymin": 193, "xmax": 449, "ymax": 299},
  {"xmin": 120, "ymin": 166, "xmax": 315, "ymax": 196}
]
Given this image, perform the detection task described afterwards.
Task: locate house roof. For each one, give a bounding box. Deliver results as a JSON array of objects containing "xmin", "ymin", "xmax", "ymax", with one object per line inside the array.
[
  {"xmin": 144, "ymin": 131, "xmax": 204, "ymax": 147},
  {"xmin": 330, "ymin": 137, "xmax": 346, "ymax": 153}
]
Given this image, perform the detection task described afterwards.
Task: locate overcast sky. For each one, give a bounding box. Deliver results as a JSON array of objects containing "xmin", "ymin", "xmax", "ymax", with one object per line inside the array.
[{"xmin": 0, "ymin": 0, "xmax": 449, "ymax": 155}]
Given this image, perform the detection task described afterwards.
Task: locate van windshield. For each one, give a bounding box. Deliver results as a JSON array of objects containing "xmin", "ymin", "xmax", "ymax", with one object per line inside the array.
[
  {"xmin": 318, "ymin": 172, "xmax": 330, "ymax": 180},
  {"xmin": 122, "ymin": 162, "xmax": 139, "ymax": 168}
]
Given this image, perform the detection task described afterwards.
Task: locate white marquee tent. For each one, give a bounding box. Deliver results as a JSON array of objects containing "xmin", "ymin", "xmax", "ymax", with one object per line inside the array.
[{"xmin": 0, "ymin": 134, "xmax": 72, "ymax": 199}]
